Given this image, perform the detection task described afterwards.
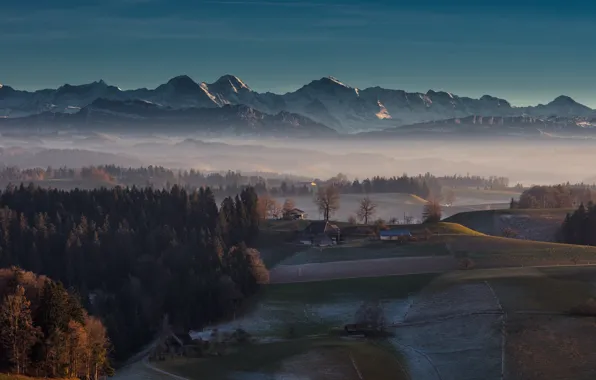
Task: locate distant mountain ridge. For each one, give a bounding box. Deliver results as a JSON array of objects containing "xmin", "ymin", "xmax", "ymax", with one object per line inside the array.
[
  {"xmin": 0, "ymin": 97, "xmax": 335, "ymax": 137},
  {"xmin": 1, "ymin": 75, "xmax": 595, "ymax": 133}
]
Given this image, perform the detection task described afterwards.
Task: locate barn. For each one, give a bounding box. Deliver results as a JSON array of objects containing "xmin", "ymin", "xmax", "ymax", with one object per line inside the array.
[{"xmin": 379, "ymin": 229, "xmax": 412, "ymax": 241}]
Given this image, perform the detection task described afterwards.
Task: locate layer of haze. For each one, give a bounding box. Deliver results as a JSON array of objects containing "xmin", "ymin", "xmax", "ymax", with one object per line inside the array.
[{"xmin": 1, "ymin": 133, "xmax": 595, "ymax": 186}]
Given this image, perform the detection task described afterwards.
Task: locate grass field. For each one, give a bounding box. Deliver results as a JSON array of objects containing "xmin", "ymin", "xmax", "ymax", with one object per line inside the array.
[
  {"xmin": 278, "ymin": 240, "xmax": 452, "ymax": 265},
  {"xmin": 387, "ymin": 266, "xmax": 596, "ymax": 379},
  {"xmin": 262, "ymin": 218, "xmax": 596, "ymax": 269},
  {"xmin": 158, "ymin": 338, "xmax": 408, "ymax": 380},
  {"xmin": 419, "ymin": 266, "xmax": 596, "ymax": 380},
  {"xmin": 156, "ymin": 274, "xmax": 437, "ymax": 380},
  {"xmin": 445, "ymin": 208, "xmax": 573, "ymax": 241},
  {"xmin": 154, "ymin": 216, "xmax": 596, "ymax": 380},
  {"xmin": 445, "ymin": 234, "xmax": 596, "ymax": 267},
  {"xmin": 263, "ymin": 221, "xmax": 483, "ymax": 266}
]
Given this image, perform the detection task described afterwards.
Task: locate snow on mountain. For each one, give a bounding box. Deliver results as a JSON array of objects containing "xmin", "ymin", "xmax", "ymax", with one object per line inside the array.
[
  {"xmin": 0, "ymin": 75, "xmax": 595, "ymax": 133},
  {"xmin": 0, "ymin": 98, "xmax": 336, "ymax": 137},
  {"xmin": 375, "ymin": 100, "xmax": 392, "ymax": 119}
]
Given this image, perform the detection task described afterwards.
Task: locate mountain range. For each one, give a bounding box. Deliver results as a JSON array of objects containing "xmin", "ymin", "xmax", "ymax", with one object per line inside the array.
[{"xmin": 1, "ymin": 75, "xmax": 595, "ymax": 135}]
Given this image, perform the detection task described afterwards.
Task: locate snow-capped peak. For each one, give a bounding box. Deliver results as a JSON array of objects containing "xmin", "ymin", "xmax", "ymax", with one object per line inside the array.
[
  {"xmin": 326, "ymin": 76, "xmax": 349, "ymax": 88},
  {"xmin": 213, "ymin": 74, "xmax": 251, "ymax": 92}
]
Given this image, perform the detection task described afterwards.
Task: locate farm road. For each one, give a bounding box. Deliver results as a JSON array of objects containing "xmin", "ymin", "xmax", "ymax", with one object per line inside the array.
[{"xmin": 269, "ymin": 256, "xmax": 459, "ymax": 284}]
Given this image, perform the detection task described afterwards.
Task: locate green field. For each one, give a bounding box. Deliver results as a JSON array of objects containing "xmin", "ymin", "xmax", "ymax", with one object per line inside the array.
[
  {"xmin": 262, "ymin": 218, "xmax": 596, "ymax": 268},
  {"xmin": 158, "ymin": 338, "xmax": 408, "ymax": 380},
  {"xmin": 445, "ymin": 208, "xmax": 573, "ymax": 239},
  {"xmin": 155, "ymin": 214, "xmax": 596, "ymax": 380},
  {"xmin": 445, "ymin": 234, "xmax": 596, "ymax": 268},
  {"xmin": 392, "ymin": 266, "xmax": 596, "ymax": 380},
  {"xmin": 155, "ymin": 274, "xmax": 437, "ymax": 380},
  {"xmin": 279, "ymin": 239, "xmax": 453, "ymax": 265}
]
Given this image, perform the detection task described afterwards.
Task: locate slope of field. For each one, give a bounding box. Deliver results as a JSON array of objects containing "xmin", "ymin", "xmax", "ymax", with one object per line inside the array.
[
  {"xmin": 422, "ymin": 267, "xmax": 596, "ymax": 380},
  {"xmin": 150, "ymin": 218, "xmax": 596, "ymax": 380},
  {"xmin": 155, "ymin": 274, "xmax": 437, "ymax": 380},
  {"xmin": 446, "ymin": 233, "xmax": 596, "ymax": 269},
  {"xmin": 445, "ymin": 208, "xmax": 573, "ymax": 241}
]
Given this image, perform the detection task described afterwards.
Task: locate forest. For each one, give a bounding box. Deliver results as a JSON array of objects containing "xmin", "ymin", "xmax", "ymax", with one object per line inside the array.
[
  {"xmin": 511, "ymin": 184, "xmax": 596, "ymax": 209},
  {"xmin": 0, "ymin": 184, "xmax": 266, "ymax": 369},
  {"xmin": 558, "ymin": 202, "xmax": 596, "ymax": 245}
]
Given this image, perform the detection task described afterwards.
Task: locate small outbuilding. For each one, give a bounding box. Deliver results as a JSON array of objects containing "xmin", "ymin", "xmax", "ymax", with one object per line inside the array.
[
  {"xmin": 285, "ymin": 208, "xmax": 307, "ymax": 220},
  {"xmin": 379, "ymin": 229, "xmax": 412, "ymax": 241},
  {"xmin": 299, "ymin": 221, "xmax": 341, "ymax": 245}
]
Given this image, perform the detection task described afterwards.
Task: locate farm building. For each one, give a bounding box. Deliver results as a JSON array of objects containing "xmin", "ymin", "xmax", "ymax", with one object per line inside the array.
[
  {"xmin": 379, "ymin": 229, "xmax": 412, "ymax": 241},
  {"xmin": 299, "ymin": 221, "xmax": 341, "ymax": 246},
  {"xmin": 285, "ymin": 208, "xmax": 307, "ymax": 220}
]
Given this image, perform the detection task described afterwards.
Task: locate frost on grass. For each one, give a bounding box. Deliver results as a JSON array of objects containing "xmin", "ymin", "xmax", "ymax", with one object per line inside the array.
[
  {"xmin": 392, "ymin": 314, "xmax": 502, "ymax": 380},
  {"xmin": 405, "ymin": 282, "xmax": 502, "ymax": 322},
  {"xmin": 192, "ymin": 298, "xmax": 410, "ymax": 341}
]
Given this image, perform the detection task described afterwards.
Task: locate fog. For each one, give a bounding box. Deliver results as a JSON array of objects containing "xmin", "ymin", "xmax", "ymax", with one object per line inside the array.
[{"xmin": 0, "ymin": 131, "xmax": 595, "ymax": 186}]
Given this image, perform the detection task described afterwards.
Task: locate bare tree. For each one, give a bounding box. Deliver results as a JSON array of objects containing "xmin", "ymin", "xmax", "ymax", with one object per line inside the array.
[
  {"xmin": 315, "ymin": 185, "xmax": 340, "ymax": 221},
  {"xmin": 422, "ymin": 199, "xmax": 442, "ymax": 223},
  {"xmin": 403, "ymin": 215, "xmax": 414, "ymax": 225},
  {"xmin": 348, "ymin": 215, "xmax": 357, "ymax": 224},
  {"xmin": 357, "ymin": 196, "xmax": 377, "ymax": 225}
]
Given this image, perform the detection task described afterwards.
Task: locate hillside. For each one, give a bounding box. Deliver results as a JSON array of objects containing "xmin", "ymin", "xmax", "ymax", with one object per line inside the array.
[{"xmin": 445, "ymin": 208, "xmax": 573, "ymax": 241}]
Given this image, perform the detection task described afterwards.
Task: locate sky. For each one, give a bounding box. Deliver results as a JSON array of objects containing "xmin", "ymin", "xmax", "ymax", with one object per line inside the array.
[{"xmin": 2, "ymin": 0, "xmax": 596, "ymax": 107}]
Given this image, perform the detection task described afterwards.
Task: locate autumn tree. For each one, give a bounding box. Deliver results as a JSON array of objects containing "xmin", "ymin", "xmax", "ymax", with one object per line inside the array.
[
  {"xmin": 0, "ymin": 285, "xmax": 40, "ymax": 374},
  {"xmin": 65, "ymin": 320, "xmax": 88, "ymax": 378},
  {"xmin": 84, "ymin": 315, "xmax": 112, "ymax": 380},
  {"xmin": 315, "ymin": 185, "xmax": 340, "ymax": 221},
  {"xmin": 422, "ymin": 200, "xmax": 442, "ymax": 223},
  {"xmin": 356, "ymin": 197, "xmax": 377, "ymax": 225},
  {"xmin": 257, "ymin": 194, "xmax": 281, "ymax": 220}
]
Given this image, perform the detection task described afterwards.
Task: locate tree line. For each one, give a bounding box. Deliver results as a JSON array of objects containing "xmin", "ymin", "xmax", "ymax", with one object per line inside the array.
[
  {"xmin": 0, "ymin": 184, "xmax": 266, "ymax": 363},
  {"xmin": 511, "ymin": 184, "xmax": 596, "ymax": 209},
  {"xmin": 0, "ymin": 166, "xmax": 512, "ymax": 200},
  {"xmin": 558, "ymin": 202, "xmax": 596, "ymax": 245}
]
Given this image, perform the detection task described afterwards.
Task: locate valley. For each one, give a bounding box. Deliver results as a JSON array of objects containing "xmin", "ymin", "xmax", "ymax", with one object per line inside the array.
[{"xmin": 131, "ymin": 212, "xmax": 596, "ymax": 380}]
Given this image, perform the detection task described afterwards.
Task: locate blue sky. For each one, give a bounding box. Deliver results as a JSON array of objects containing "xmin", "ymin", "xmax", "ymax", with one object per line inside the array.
[{"xmin": 2, "ymin": 0, "xmax": 596, "ymax": 106}]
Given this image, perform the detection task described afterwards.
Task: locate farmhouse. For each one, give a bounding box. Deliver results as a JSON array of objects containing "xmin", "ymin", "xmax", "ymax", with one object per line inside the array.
[
  {"xmin": 299, "ymin": 221, "xmax": 341, "ymax": 246},
  {"xmin": 285, "ymin": 208, "xmax": 307, "ymax": 220},
  {"xmin": 379, "ymin": 229, "xmax": 412, "ymax": 241}
]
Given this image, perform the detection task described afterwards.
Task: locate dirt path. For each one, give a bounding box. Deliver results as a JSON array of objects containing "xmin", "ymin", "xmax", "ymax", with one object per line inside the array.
[{"xmin": 269, "ymin": 256, "xmax": 459, "ymax": 284}]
